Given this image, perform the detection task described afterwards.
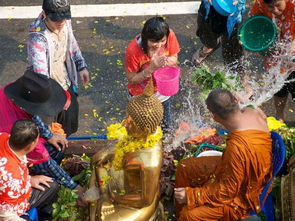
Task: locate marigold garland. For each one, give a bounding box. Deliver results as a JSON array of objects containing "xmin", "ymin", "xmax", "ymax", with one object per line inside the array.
[
  {"xmin": 107, "ymin": 123, "xmax": 127, "ymax": 140},
  {"xmin": 107, "ymin": 123, "xmax": 163, "ymax": 170}
]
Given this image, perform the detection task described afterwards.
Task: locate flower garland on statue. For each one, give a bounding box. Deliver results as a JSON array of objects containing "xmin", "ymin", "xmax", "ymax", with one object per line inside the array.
[
  {"xmin": 267, "ymin": 116, "xmax": 295, "ymax": 160},
  {"xmin": 107, "ymin": 123, "xmax": 163, "ymax": 170}
]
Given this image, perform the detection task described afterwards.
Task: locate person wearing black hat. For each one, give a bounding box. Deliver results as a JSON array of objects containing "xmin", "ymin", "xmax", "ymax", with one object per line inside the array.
[
  {"xmin": 0, "ymin": 69, "xmax": 87, "ymax": 207},
  {"xmin": 27, "ymin": 0, "xmax": 90, "ymax": 136}
]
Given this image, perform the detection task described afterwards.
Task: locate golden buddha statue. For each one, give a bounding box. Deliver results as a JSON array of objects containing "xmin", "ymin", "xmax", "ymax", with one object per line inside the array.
[{"xmin": 89, "ymin": 80, "xmax": 165, "ymax": 221}]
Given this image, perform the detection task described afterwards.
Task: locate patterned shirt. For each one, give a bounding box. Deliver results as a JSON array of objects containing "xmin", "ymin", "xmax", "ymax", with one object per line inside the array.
[
  {"xmin": 32, "ymin": 115, "xmax": 53, "ymax": 139},
  {"xmin": 250, "ymin": 0, "xmax": 295, "ymax": 73},
  {"xmin": 251, "ymin": 0, "xmax": 295, "ymax": 42},
  {"xmin": 0, "ymin": 133, "xmax": 31, "ymax": 216}
]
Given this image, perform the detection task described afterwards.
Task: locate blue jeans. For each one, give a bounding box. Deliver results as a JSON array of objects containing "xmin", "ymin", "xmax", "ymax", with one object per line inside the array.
[{"xmin": 162, "ymin": 98, "xmax": 172, "ymax": 132}]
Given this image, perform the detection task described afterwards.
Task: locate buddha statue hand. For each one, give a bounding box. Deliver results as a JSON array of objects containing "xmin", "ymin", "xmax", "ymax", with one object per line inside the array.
[{"xmin": 101, "ymin": 201, "xmax": 115, "ymax": 218}]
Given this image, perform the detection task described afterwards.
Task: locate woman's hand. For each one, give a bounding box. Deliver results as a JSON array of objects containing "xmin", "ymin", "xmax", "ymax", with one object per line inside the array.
[
  {"xmin": 164, "ymin": 54, "xmax": 178, "ymax": 66},
  {"xmin": 151, "ymin": 55, "xmax": 166, "ymax": 68}
]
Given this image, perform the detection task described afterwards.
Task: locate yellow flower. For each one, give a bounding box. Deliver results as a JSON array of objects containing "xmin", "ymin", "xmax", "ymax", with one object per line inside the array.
[
  {"xmin": 112, "ymin": 127, "xmax": 163, "ymax": 170},
  {"xmin": 101, "ymin": 175, "xmax": 111, "ymax": 186},
  {"xmin": 267, "ymin": 117, "xmax": 286, "ymax": 131},
  {"xmin": 107, "ymin": 123, "xmax": 127, "ymax": 140}
]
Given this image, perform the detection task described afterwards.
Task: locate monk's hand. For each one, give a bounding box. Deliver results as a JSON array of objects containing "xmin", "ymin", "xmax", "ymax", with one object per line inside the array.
[
  {"xmin": 31, "ymin": 175, "xmax": 53, "ymax": 191},
  {"xmin": 48, "ymin": 133, "xmax": 68, "ymax": 151},
  {"xmin": 79, "ymin": 68, "xmax": 90, "ymax": 86},
  {"xmin": 174, "ymin": 187, "xmax": 187, "ymax": 204}
]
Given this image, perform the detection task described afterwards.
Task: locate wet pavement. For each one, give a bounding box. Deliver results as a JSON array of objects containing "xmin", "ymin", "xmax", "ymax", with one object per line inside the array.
[{"xmin": 0, "ymin": 0, "xmax": 294, "ymax": 138}]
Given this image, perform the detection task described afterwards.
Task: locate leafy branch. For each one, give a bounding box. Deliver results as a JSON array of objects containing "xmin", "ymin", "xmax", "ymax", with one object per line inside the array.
[
  {"xmin": 191, "ymin": 65, "xmax": 242, "ymax": 98},
  {"xmin": 52, "ymin": 153, "xmax": 92, "ymax": 221},
  {"xmin": 52, "ymin": 186, "xmax": 79, "ymax": 221}
]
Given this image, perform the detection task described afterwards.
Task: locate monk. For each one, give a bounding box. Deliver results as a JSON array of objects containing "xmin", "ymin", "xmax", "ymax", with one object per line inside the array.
[{"xmin": 174, "ymin": 88, "xmax": 273, "ymax": 221}]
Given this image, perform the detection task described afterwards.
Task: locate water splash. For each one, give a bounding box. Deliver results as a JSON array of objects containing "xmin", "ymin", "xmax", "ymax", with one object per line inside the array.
[
  {"xmin": 239, "ymin": 41, "xmax": 295, "ymax": 108},
  {"xmin": 166, "ymin": 45, "xmax": 294, "ymax": 151}
]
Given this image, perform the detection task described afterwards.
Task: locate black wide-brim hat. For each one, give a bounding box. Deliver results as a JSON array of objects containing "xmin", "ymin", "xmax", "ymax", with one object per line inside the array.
[{"xmin": 4, "ymin": 69, "xmax": 67, "ymax": 117}]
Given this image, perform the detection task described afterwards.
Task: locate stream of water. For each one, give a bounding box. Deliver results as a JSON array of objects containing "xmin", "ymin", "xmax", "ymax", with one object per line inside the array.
[{"xmin": 165, "ymin": 45, "xmax": 295, "ymax": 152}]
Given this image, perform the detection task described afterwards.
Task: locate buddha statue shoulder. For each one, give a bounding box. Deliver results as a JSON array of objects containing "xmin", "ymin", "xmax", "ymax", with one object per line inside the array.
[{"xmin": 89, "ymin": 80, "xmax": 165, "ymax": 221}]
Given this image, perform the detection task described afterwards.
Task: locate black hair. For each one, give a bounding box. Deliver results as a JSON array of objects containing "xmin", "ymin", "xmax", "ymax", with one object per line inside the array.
[
  {"xmin": 9, "ymin": 119, "xmax": 39, "ymax": 151},
  {"xmin": 141, "ymin": 16, "xmax": 170, "ymax": 54},
  {"xmin": 263, "ymin": 0, "xmax": 275, "ymax": 4},
  {"xmin": 205, "ymin": 89, "xmax": 239, "ymax": 120}
]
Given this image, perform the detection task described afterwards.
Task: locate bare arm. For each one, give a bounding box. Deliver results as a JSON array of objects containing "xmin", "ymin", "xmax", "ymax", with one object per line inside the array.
[
  {"xmin": 126, "ymin": 63, "xmax": 157, "ymax": 84},
  {"xmin": 126, "ymin": 55, "xmax": 167, "ymax": 84}
]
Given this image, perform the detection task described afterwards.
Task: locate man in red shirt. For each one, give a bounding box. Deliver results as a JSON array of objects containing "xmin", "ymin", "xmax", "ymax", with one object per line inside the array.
[{"xmin": 0, "ymin": 119, "xmax": 58, "ymax": 221}]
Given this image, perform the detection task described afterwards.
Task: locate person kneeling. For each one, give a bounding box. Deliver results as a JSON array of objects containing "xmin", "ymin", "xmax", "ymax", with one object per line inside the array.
[{"xmin": 0, "ymin": 119, "xmax": 59, "ymax": 221}]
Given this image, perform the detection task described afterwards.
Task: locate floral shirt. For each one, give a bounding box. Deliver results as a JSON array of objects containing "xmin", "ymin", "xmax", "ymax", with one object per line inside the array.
[
  {"xmin": 0, "ymin": 133, "xmax": 31, "ymax": 216},
  {"xmin": 250, "ymin": 0, "xmax": 295, "ymax": 42},
  {"xmin": 250, "ymin": 0, "xmax": 295, "ymax": 74}
]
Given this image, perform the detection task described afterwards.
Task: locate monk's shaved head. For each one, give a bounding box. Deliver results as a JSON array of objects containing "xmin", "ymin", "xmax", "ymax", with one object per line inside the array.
[{"xmin": 206, "ymin": 89, "xmax": 239, "ymax": 120}]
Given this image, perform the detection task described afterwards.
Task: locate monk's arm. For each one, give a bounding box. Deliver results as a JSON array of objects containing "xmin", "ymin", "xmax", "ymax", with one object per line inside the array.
[{"xmin": 185, "ymin": 143, "xmax": 245, "ymax": 209}]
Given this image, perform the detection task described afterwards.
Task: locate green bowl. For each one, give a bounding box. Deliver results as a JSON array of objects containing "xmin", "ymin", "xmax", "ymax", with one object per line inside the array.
[{"xmin": 238, "ymin": 16, "xmax": 277, "ymax": 52}]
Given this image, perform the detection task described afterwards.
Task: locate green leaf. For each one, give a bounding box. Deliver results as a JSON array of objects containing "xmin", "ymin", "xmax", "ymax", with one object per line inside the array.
[{"xmin": 60, "ymin": 211, "xmax": 70, "ymax": 218}]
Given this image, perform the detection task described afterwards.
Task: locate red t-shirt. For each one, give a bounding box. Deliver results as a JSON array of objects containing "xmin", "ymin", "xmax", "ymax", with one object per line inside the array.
[
  {"xmin": 125, "ymin": 29, "xmax": 180, "ymax": 96},
  {"xmin": 0, "ymin": 133, "xmax": 32, "ymax": 216}
]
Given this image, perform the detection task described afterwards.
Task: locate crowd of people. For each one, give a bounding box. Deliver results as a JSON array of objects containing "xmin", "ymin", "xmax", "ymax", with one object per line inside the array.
[{"xmin": 0, "ymin": 0, "xmax": 294, "ymax": 220}]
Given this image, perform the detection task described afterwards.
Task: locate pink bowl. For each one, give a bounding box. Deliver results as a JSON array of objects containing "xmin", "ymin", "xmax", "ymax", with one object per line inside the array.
[{"xmin": 153, "ymin": 66, "xmax": 180, "ymax": 96}]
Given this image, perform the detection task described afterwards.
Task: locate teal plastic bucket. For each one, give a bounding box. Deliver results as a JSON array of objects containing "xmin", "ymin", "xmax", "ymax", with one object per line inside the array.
[
  {"xmin": 212, "ymin": 0, "xmax": 237, "ymax": 16},
  {"xmin": 238, "ymin": 16, "xmax": 277, "ymax": 52}
]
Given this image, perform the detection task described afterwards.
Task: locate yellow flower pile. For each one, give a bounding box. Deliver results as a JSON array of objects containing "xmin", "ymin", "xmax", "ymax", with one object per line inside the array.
[
  {"xmin": 107, "ymin": 123, "xmax": 163, "ymax": 170},
  {"xmin": 107, "ymin": 123, "xmax": 127, "ymax": 140},
  {"xmin": 267, "ymin": 117, "xmax": 286, "ymax": 131}
]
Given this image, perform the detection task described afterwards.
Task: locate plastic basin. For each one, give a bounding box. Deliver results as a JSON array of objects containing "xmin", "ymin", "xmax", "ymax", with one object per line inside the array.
[
  {"xmin": 153, "ymin": 66, "xmax": 180, "ymax": 96},
  {"xmin": 212, "ymin": 0, "xmax": 237, "ymax": 16},
  {"xmin": 238, "ymin": 16, "xmax": 277, "ymax": 52}
]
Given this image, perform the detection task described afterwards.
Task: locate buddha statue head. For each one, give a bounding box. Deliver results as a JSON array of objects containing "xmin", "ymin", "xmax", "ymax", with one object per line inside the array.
[{"xmin": 124, "ymin": 79, "xmax": 163, "ymax": 139}]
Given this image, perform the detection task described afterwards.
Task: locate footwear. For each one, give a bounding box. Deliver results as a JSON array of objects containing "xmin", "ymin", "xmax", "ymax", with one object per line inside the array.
[{"xmin": 192, "ymin": 45, "xmax": 218, "ymax": 65}]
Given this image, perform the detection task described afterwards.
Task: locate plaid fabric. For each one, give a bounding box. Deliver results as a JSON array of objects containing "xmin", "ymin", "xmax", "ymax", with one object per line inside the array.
[
  {"xmin": 30, "ymin": 143, "xmax": 77, "ymax": 189},
  {"xmin": 32, "ymin": 115, "xmax": 53, "ymax": 139}
]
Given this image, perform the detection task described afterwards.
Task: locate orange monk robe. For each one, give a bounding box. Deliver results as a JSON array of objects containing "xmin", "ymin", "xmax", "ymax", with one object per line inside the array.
[{"xmin": 175, "ymin": 130, "xmax": 272, "ymax": 221}]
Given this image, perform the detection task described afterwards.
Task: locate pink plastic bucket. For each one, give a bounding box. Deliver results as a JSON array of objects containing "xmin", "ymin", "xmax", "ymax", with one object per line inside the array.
[{"xmin": 153, "ymin": 66, "xmax": 180, "ymax": 96}]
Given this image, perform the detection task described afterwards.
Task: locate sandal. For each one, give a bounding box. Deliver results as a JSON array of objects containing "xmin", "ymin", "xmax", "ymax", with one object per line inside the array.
[{"xmin": 192, "ymin": 45, "xmax": 219, "ymax": 66}]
